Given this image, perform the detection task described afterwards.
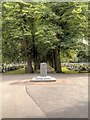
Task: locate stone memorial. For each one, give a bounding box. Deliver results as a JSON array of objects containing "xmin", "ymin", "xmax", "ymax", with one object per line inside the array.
[
  {"xmin": 40, "ymin": 63, "xmax": 47, "ymax": 76},
  {"xmin": 31, "ymin": 63, "xmax": 56, "ymax": 82}
]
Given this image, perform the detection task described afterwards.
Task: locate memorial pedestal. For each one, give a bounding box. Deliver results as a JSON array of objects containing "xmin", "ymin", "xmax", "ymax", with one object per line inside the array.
[
  {"xmin": 31, "ymin": 76, "xmax": 56, "ymax": 82},
  {"xmin": 31, "ymin": 63, "xmax": 56, "ymax": 82}
]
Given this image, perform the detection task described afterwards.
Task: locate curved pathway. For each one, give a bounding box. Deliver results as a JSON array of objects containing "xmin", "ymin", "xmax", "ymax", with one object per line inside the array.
[
  {"xmin": 2, "ymin": 78, "xmax": 47, "ymax": 118},
  {"xmin": 1, "ymin": 73, "xmax": 88, "ymax": 118}
]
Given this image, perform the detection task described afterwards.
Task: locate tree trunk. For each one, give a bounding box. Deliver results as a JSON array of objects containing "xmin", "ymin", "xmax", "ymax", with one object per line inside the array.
[
  {"xmin": 32, "ymin": 34, "xmax": 36, "ymax": 71},
  {"xmin": 31, "ymin": 18, "xmax": 37, "ymax": 72},
  {"xmin": 59, "ymin": 51, "xmax": 62, "ymax": 73},
  {"xmin": 52, "ymin": 50, "xmax": 55, "ymax": 69},
  {"xmin": 25, "ymin": 56, "xmax": 33, "ymax": 73},
  {"xmin": 53, "ymin": 49, "xmax": 57, "ymax": 71},
  {"xmin": 49, "ymin": 59, "xmax": 52, "ymax": 67},
  {"xmin": 35, "ymin": 59, "xmax": 40, "ymax": 69},
  {"xmin": 33, "ymin": 47, "xmax": 40, "ymax": 70},
  {"xmin": 54, "ymin": 48, "xmax": 62, "ymax": 73}
]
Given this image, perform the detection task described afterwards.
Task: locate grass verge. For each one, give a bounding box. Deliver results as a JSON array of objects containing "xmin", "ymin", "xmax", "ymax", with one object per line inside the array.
[
  {"xmin": 62, "ymin": 67, "xmax": 78, "ymax": 74},
  {"xmin": 3, "ymin": 68, "xmax": 25, "ymax": 74},
  {"xmin": 3, "ymin": 67, "xmax": 80, "ymax": 74}
]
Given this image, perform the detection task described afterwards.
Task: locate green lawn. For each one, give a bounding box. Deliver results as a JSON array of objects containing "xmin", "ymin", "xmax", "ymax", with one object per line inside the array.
[
  {"xmin": 62, "ymin": 67, "xmax": 78, "ymax": 74},
  {"xmin": 3, "ymin": 67, "xmax": 79, "ymax": 74},
  {"xmin": 3, "ymin": 68, "xmax": 25, "ymax": 74}
]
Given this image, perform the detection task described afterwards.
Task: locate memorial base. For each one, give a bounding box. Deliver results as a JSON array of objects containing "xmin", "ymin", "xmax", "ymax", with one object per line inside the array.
[{"xmin": 31, "ymin": 76, "xmax": 56, "ymax": 82}]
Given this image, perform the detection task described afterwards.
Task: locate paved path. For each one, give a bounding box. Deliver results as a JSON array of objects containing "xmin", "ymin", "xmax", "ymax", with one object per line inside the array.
[
  {"xmin": 1, "ymin": 73, "xmax": 88, "ymax": 118},
  {"xmin": 1, "ymin": 74, "xmax": 47, "ymax": 118}
]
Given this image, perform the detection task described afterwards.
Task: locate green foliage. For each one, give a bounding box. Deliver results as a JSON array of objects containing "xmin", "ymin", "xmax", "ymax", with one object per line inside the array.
[{"xmin": 2, "ymin": 2, "xmax": 88, "ymax": 67}]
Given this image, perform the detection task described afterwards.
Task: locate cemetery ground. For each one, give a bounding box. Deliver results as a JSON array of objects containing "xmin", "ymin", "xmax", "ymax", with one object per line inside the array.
[
  {"xmin": 2, "ymin": 2, "xmax": 89, "ymax": 119},
  {"xmin": 1, "ymin": 73, "xmax": 88, "ymax": 118},
  {"xmin": 2, "ymin": 67, "xmax": 85, "ymax": 74}
]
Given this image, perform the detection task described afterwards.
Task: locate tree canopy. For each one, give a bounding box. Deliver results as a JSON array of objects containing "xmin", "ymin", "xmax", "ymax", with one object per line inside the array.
[{"xmin": 2, "ymin": 2, "xmax": 88, "ymax": 73}]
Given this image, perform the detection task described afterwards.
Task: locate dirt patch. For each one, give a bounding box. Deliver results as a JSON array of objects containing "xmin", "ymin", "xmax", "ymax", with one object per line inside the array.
[{"xmin": 10, "ymin": 78, "xmax": 73, "ymax": 85}]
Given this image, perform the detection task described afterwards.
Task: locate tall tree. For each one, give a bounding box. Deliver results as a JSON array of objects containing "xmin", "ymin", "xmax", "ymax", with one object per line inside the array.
[
  {"xmin": 2, "ymin": 2, "xmax": 88, "ymax": 73},
  {"xmin": 49, "ymin": 2, "xmax": 88, "ymax": 72}
]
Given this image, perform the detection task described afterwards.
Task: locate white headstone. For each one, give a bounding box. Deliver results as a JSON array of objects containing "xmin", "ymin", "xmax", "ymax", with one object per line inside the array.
[{"xmin": 40, "ymin": 63, "xmax": 47, "ymax": 76}]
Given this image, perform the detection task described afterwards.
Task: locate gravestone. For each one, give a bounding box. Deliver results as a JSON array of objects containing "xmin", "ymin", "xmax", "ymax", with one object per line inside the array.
[{"xmin": 31, "ymin": 63, "xmax": 56, "ymax": 82}]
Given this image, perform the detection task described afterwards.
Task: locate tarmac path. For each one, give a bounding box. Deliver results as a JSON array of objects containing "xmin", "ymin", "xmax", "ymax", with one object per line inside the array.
[{"xmin": 0, "ymin": 73, "xmax": 88, "ymax": 118}]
